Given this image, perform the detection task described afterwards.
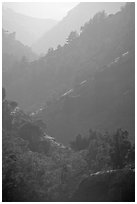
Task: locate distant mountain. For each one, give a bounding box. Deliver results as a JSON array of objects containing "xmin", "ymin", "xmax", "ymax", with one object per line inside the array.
[
  {"xmin": 32, "ymin": 2, "xmax": 125, "ymax": 54},
  {"xmin": 2, "ymin": 29, "xmax": 36, "ymax": 63},
  {"xmin": 2, "ymin": 7, "xmax": 57, "ymax": 46}
]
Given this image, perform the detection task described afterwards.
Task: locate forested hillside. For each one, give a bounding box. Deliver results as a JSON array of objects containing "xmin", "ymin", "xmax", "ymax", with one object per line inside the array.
[
  {"xmin": 36, "ymin": 50, "xmax": 134, "ymax": 144},
  {"xmin": 32, "ymin": 2, "xmax": 124, "ymax": 54},
  {"xmin": 2, "ymin": 3, "xmax": 135, "ymax": 202},
  {"xmin": 31, "ymin": 3, "xmax": 134, "ymax": 144},
  {"xmin": 3, "ymin": 3, "xmax": 134, "ymax": 112},
  {"xmin": 2, "ymin": 87, "xmax": 135, "ymax": 201}
]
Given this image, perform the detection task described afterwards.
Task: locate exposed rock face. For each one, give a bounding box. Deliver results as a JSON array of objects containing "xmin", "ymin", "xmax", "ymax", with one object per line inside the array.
[{"xmin": 70, "ymin": 169, "xmax": 135, "ymax": 202}]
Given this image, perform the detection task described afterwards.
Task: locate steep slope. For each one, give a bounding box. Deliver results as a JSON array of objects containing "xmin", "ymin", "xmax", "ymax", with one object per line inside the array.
[
  {"xmin": 32, "ymin": 2, "xmax": 125, "ymax": 54},
  {"xmin": 34, "ymin": 50, "xmax": 135, "ymax": 144},
  {"xmin": 3, "ymin": 3, "xmax": 134, "ymax": 113},
  {"xmin": 2, "ymin": 7, "xmax": 57, "ymax": 46}
]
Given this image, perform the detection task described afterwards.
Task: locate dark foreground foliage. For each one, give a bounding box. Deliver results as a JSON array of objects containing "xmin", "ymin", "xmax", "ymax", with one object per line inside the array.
[
  {"xmin": 2, "ymin": 88, "xmax": 135, "ymax": 202},
  {"xmin": 3, "ymin": 129, "xmax": 87, "ymax": 201},
  {"xmin": 70, "ymin": 128, "xmax": 135, "ymax": 171},
  {"xmin": 2, "ymin": 92, "xmax": 87, "ymax": 201}
]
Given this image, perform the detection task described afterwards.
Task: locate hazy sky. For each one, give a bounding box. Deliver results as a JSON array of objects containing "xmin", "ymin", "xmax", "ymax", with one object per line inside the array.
[{"xmin": 3, "ymin": 2, "xmax": 79, "ymax": 20}]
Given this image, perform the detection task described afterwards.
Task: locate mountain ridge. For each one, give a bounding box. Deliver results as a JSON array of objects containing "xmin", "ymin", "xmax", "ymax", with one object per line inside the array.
[
  {"xmin": 2, "ymin": 7, "xmax": 58, "ymax": 46},
  {"xmin": 32, "ymin": 2, "xmax": 125, "ymax": 54}
]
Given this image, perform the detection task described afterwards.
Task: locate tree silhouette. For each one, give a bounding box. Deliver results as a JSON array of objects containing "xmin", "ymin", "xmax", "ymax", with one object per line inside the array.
[{"xmin": 66, "ymin": 31, "xmax": 78, "ymax": 44}]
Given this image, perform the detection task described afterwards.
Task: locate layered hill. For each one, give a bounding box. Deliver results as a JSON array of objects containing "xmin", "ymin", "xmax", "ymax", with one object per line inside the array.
[
  {"xmin": 3, "ymin": 3, "xmax": 135, "ymax": 128},
  {"xmin": 30, "ymin": 3, "xmax": 134, "ymax": 144},
  {"xmin": 2, "ymin": 29, "xmax": 36, "ymax": 62},
  {"xmin": 32, "ymin": 2, "xmax": 125, "ymax": 54},
  {"xmin": 2, "ymin": 7, "xmax": 57, "ymax": 46},
  {"xmin": 2, "ymin": 3, "xmax": 135, "ymax": 202}
]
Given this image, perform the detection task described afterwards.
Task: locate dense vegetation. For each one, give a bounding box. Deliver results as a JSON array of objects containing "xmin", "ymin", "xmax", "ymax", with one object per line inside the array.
[
  {"xmin": 32, "ymin": 2, "xmax": 124, "ymax": 54},
  {"xmin": 2, "ymin": 29, "xmax": 37, "ymax": 81},
  {"xmin": 70, "ymin": 128, "xmax": 134, "ymax": 171},
  {"xmin": 2, "ymin": 88, "xmax": 88, "ymax": 201},
  {"xmin": 3, "ymin": 3, "xmax": 134, "ymax": 111},
  {"xmin": 2, "ymin": 3, "xmax": 135, "ymax": 202},
  {"xmin": 2, "ymin": 87, "xmax": 135, "ymax": 201},
  {"xmin": 38, "ymin": 49, "xmax": 134, "ymax": 144}
]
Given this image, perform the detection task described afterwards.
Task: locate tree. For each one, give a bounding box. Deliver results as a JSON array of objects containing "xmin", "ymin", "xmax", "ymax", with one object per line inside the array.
[
  {"xmin": 2, "ymin": 88, "xmax": 12, "ymax": 130},
  {"xmin": 47, "ymin": 47, "xmax": 54, "ymax": 56},
  {"xmin": 57, "ymin": 45, "xmax": 62, "ymax": 50},
  {"xmin": 92, "ymin": 11, "xmax": 106, "ymax": 24},
  {"xmin": 70, "ymin": 134, "xmax": 88, "ymax": 151},
  {"xmin": 109, "ymin": 129, "xmax": 132, "ymax": 169},
  {"xmin": 66, "ymin": 31, "xmax": 78, "ymax": 44},
  {"xmin": 127, "ymin": 144, "xmax": 135, "ymax": 168}
]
